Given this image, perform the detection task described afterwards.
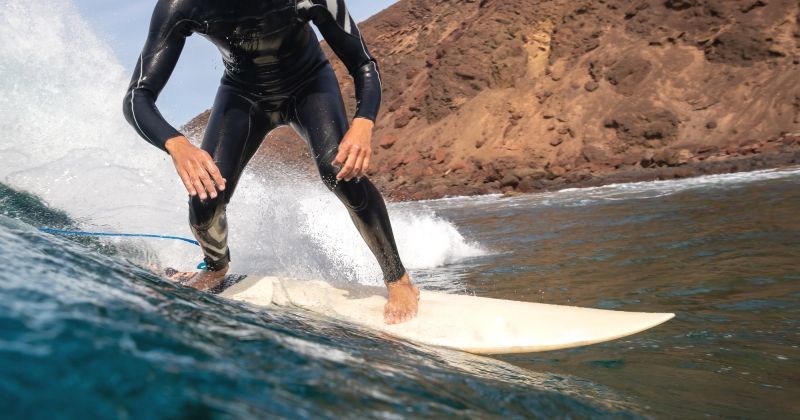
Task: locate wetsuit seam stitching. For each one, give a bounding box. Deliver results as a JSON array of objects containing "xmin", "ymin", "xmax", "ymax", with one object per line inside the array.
[
  {"xmin": 130, "ymin": 54, "xmax": 156, "ymax": 145},
  {"xmin": 131, "ymin": 17, "xmax": 200, "ymax": 146},
  {"xmin": 243, "ymin": 103, "xmax": 255, "ymax": 160},
  {"xmin": 290, "ymin": 96, "xmax": 331, "ymax": 184},
  {"xmin": 233, "ymin": 101, "xmax": 257, "ymax": 180},
  {"xmin": 291, "ymin": 96, "xmax": 313, "ymax": 154},
  {"xmin": 152, "ymin": 18, "xmax": 201, "ymax": 53}
]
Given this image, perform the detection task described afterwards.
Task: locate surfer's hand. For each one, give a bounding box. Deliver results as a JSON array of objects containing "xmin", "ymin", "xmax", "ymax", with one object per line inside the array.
[
  {"xmin": 333, "ymin": 117, "xmax": 373, "ymax": 181},
  {"xmin": 165, "ymin": 136, "xmax": 226, "ymax": 200}
]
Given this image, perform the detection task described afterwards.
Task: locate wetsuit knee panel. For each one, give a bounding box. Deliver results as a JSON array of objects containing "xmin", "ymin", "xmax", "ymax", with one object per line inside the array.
[
  {"xmin": 188, "ymin": 195, "xmax": 230, "ymax": 266},
  {"xmin": 189, "ymin": 196, "xmax": 225, "ymax": 229},
  {"xmin": 316, "ymin": 161, "xmax": 341, "ymax": 191},
  {"xmin": 329, "ymin": 178, "xmax": 373, "ymax": 212}
]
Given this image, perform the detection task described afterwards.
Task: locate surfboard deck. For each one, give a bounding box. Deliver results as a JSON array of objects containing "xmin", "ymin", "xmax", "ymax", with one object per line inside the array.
[{"xmin": 217, "ymin": 275, "xmax": 674, "ymax": 354}]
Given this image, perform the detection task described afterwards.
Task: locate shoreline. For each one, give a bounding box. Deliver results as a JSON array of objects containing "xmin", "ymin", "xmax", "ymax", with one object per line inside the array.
[{"xmin": 383, "ymin": 137, "xmax": 800, "ymax": 201}]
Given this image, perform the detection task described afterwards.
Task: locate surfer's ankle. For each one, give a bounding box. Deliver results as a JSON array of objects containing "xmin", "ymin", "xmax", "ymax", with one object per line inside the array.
[
  {"xmin": 208, "ymin": 261, "xmax": 229, "ymax": 272},
  {"xmin": 386, "ymin": 272, "xmax": 413, "ymax": 287},
  {"xmin": 201, "ymin": 254, "xmax": 230, "ymax": 272},
  {"xmin": 211, "ymin": 265, "xmax": 229, "ymax": 274}
]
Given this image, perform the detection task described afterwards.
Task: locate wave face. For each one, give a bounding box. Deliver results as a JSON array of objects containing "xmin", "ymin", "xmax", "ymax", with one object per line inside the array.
[
  {"xmin": 0, "ymin": 188, "xmax": 639, "ymax": 418},
  {"xmin": 0, "ymin": 0, "xmax": 483, "ymax": 286}
]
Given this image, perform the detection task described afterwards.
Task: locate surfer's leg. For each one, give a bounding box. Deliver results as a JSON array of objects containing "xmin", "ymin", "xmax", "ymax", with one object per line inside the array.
[
  {"xmin": 288, "ymin": 67, "xmax": 418, "ymax": 323},
  {"xmin": 182, "ymin": 85, "xmax": 272, "ymax": 289},
  {"xmin": 289, "ymin": 69, "xmax": 406, "ymax": 282}
]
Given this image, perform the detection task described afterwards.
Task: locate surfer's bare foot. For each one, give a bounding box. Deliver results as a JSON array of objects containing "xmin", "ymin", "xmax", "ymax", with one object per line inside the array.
[
  {"xmin": 166, "ymin": 266, "xmax": 228, "ymax": 291},
  {"xmin": 385, "ymin": 273, "xmax": 420, "ymax": 324}
]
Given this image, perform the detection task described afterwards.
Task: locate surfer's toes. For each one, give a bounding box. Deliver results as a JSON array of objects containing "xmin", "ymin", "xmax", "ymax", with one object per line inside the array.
[
  {"xmin": 385, "ymin": 308, "xmax": 414, "ymax": 325},
  {"xmin": 165, "ymin": 268, "xmax": 194, "ymax": 284}
]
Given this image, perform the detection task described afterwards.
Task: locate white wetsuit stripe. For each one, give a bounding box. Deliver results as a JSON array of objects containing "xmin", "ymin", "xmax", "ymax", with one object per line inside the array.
[
  {"xmin": 326, "ymin": 0, "xmax": 338, "ymax": 22},
  {"xmin": 343, "ymin": 9, "xmax": 351, "ymax": 33}
]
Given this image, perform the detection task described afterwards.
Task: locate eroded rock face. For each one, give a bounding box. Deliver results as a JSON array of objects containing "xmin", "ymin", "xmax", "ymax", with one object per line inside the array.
[
  {"xmin": 605, "ymin": 54, "xmax": 653, "ymax": 96},
  {"xmin": 184, "ymin": 0, "xmax": 800, "ymax": 200}
]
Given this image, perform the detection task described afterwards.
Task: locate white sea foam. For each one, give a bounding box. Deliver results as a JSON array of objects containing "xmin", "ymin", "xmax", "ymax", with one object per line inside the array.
[
  {"xmin": 551, "ymin": 167, "xmax": 800, "ymax": 203},
  {"xmin": 0, "ymin": 0, "xmax": 484, "ymax": 286},
  {"xmin": 421, "ymin": 166, "xmax": 800, "ymax": 212}
]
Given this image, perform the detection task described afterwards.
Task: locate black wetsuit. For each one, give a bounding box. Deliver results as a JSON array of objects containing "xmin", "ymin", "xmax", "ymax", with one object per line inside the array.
[{"xmin": 123, "ymin": 0, "xmax": 406, "ymax": 282}]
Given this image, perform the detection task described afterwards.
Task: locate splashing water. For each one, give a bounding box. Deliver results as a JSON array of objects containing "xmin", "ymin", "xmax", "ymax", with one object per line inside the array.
[{"xmin": 0, "ymin": 0, "xmax": 483, "ymax": 285}]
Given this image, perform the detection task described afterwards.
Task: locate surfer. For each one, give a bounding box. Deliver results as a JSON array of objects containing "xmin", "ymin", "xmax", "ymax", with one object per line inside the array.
[{"xmin": 122, "ymin": 0, "xmax": 419, "ymax": 324}]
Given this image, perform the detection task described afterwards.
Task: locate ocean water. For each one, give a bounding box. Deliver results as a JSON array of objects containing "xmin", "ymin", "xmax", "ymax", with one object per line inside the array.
[
  {"xmin": 3, "ymin": 168, "xmax": 799, "ymax": 419},
  {"xmin": 412, "ymin": 169, "xmax": 800, "ymax": 418},
  {"xmin": 0, "ymin": 183, "xmax": 643, "ymax": 419},
  {"xmin": 2, "ymin": 1, "xmax": 799, "ymax": 418}
]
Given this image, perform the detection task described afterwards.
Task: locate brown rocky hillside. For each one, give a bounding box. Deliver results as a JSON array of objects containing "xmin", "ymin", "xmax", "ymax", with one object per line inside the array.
[{"xmin": 184, "ymin": 0, "xmax": 800, "ymax": 200}]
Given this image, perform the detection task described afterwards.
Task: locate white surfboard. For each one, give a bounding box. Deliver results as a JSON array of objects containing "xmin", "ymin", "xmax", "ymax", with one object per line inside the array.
[{"xmin": 220, "ymin": 276, "xmax": 675, "ymax": 354}]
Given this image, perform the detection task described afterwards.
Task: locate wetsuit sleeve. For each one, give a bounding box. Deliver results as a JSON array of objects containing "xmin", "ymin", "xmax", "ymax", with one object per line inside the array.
[
  {"xmin": 122, "ymin": 0, "xmax": 194, "ymax": 152},
  {"xmin": 298, "ymin": 0, "xmax": 382, "ymax": 122}
]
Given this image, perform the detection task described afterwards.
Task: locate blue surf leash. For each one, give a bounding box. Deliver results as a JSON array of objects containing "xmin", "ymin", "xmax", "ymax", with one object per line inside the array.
[
  {"xmin": 39, "ymin": 228, "xmax": 212, "ymax": 270},
  {"xmin": 37, "ymin": 228, "xmax": 200, "ymax": 246}
]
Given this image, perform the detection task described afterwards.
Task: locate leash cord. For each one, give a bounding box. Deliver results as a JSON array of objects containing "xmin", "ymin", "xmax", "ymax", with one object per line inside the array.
[{"xmin": 38, "ymin": 228, "xmax": 200, "ymax": 246}]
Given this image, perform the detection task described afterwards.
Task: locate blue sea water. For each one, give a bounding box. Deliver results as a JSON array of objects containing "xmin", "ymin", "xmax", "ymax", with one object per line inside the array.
[
  {"xmin": 0, "ymin": 183, "xmax": 642, "ymax": 419},
  {"xmin": 2, "ymin": 168, "xmax": 799, "ymax": 418},
  {"xmin": 410, "ymin": 169, "xmax": 800, "ymax": 418}
]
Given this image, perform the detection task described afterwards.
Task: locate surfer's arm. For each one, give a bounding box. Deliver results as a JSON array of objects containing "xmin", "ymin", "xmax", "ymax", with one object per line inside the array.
[
  {"xmin": 123, "ymin": 1, "xmax": 225, "ymax": 199},
  {"xmin": 299, "ymin": 0, "xmax": 382, "ymax": 122},
  {"xmin": 298, "ymin": 0, "xmax": 381, "ymax": 179},
  {"xmin": 122, "ymin": 0, "xmax": 193, "ymax": 152}
]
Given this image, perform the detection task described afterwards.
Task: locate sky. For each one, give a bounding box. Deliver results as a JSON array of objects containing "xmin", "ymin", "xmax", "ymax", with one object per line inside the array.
[{"xmin": 74, "ymin": 0, "xmax": 398, "ymax": 125}]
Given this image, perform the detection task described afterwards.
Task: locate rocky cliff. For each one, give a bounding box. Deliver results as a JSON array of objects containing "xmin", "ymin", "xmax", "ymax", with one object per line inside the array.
[{"xmin": 184, "ymin": 0, "xmax": 800, "ymax": 200}]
